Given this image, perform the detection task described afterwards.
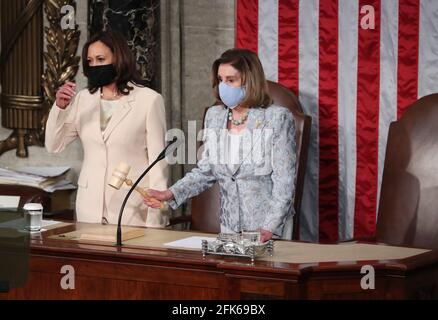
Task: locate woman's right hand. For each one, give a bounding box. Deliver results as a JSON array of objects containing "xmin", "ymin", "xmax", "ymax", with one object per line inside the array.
[
  {"xmin": 55, "ymin": 81, "xmax": 76, "ymax": 109},
  {"xmin": 143, "ymin": 189, "xmax": 174, "ymax": 209}
]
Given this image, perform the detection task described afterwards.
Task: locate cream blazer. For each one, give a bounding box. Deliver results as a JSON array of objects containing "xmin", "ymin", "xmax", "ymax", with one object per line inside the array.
[{"xmin": 45, "ymin": 84, "xmax": 169, "ymax": 227}]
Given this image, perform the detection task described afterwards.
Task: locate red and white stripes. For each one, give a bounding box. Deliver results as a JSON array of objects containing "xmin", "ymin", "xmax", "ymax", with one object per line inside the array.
[{"xmin": 236, "ymin": 0, "xmax": 438, "ymax": 242}]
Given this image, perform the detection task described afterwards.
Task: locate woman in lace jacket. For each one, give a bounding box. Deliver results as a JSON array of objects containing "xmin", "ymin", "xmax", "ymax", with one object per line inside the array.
[{"xmin": 144, "ymin": 48, "xmax": 296, "ymax": 241}]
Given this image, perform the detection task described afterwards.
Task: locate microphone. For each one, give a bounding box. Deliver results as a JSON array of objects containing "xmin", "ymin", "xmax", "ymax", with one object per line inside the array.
[{"xmin": 115, "ymin": 136, "xmax": 178, "ymax": 246}]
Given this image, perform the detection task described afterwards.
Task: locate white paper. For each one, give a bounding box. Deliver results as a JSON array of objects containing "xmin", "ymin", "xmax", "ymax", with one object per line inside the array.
[
  {"xmin": 0, "ymin": 195, "xmax": 20, "ymax": 209},
  {"xmin": 15, "ymin": 166, "xmax": 71, "ymax": 178},
  {"xmin": 0, "ymin": 168, "xmax": 45, "ymax": 182},
  {"xmin": 0, "ymin": 167, "xmax": 75, "ymax": 192},
  {"xmin": 0, "ymin": 218, "xmax": 61, "ymax": 229},
  {"xmin": 164, "ymin": 236, "xmax": 217, "ymax": 250},
  {"xmin": 42, "ymin": 180, "xmax": 77, "ymax": 193}
]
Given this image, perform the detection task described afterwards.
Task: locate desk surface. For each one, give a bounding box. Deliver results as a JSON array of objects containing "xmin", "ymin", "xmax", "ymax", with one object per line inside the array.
[
  {"xmin": 2, "ymin": 222, "xmax": 438, "ymax": 299},
  {"xmin": 48, "ymin": 224, "xmax": 429, "ymax": 264}
]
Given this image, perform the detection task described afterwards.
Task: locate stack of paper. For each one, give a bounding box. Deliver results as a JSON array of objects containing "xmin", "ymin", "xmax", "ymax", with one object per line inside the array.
[{"xmin": 0, "ymin": 166, "xmax": 77, "ymax": 193}]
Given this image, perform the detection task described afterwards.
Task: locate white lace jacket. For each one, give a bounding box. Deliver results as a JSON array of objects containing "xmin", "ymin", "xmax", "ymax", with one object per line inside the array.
[{"xmin": 168, "ymin": 104, "xmax": 297, "ymax": 238}]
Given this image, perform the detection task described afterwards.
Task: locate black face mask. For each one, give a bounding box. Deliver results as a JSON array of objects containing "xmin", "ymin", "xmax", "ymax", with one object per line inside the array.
[{"xmin": 87, "ymin": 64, "xmax": 117, "ymax": 88}]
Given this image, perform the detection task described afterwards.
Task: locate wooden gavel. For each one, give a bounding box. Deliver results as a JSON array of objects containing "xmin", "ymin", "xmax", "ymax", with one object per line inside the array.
[{"xmin": 108, "ymin": 162, "xmax": 169, "ymax": 210}]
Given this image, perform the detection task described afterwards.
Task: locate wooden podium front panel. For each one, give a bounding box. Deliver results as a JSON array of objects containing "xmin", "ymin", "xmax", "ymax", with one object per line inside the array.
[
  {"xmin": 6, "ymin": 256, "xmax": 224, "ymax": 300},
  {"xmin": 1, "ymin": 222, "xmax": 438, "ymax": 300}
]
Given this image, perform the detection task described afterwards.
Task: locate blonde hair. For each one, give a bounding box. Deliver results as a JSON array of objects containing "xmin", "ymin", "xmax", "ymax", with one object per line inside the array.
[{"xmin": 212, "ymin": 48, "xmax": 272, "ymax": 108}]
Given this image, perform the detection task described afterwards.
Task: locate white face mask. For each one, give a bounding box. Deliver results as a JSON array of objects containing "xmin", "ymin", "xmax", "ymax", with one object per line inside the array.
[{"xmin": 219, "ymin": 81, "xmax": 246, "ymax": 109}]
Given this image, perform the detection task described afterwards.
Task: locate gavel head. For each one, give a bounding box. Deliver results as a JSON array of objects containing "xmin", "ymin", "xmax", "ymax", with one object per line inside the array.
[{"xmin": 109, "ymin": 162, "xmax": 131, "ymax": 189}]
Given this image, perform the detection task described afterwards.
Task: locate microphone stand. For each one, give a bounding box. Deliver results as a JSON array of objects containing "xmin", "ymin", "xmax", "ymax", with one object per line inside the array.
[{"xmin": 116, "ymin": 137, "xmax": 177, "ymax": 246}]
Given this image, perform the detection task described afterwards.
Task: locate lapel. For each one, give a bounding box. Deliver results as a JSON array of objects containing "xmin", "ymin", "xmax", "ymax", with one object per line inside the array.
[
  {"xmin": 246, "ymin": 107, "xmax": 266, "ymax": 131},
  {"xmin": 81, "ymin": 90, "xmax": 103, "ymax": 142},
  {"xmin": 216, "ymin": 106, "xmax": 229, "ymax": 130},
  {"xmin": 101, "ymin": 90, "xmax": 134, "ymax": 143},
  {"xmin": 206, "ymin": 107, "xmax": 228, "ymax": 172}
]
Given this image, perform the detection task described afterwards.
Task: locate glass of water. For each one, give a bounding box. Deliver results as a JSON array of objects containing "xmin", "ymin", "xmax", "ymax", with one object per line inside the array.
[{"xmin": 23, "ymin": 203, "xmax": 43, "ymax": 232}]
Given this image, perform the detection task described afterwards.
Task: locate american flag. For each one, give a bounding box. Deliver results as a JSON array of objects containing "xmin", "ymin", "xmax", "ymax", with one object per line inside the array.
[{"xmin": 236, "ymin": 0, "xmax": 438, "ymax": 242}]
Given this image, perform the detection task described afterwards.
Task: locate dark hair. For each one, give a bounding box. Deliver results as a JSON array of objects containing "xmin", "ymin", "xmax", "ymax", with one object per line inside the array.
[
  {"xmin": 82, "ymin": 30, "xmax": 147, "ymax": 95},
  {"xmin": 211, "ymin": 48, "xmax": 272, "ymax": 108}
]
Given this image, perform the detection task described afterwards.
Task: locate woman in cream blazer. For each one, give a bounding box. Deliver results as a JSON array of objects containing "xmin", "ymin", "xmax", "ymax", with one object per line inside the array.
[{"xmin": 45, "ymin": 30, "xmax": 169, "ymax": 228}]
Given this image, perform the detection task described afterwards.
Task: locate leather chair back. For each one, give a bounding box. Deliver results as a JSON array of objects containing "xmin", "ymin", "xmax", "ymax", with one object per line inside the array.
[{"xmin": 377, "ymin": 94, "xmax": 438, "ymax": 249}]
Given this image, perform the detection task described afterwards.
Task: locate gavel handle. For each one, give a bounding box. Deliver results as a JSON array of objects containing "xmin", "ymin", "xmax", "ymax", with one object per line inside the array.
[{"xmin": 125, "ymin": 179, "xmax": 169, "ymax": 210}]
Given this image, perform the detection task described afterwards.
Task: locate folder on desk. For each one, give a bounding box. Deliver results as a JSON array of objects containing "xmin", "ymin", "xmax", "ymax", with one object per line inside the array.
[{"xmin": 75, "ymin": 225, "xmax": 145, "ymax": 243}]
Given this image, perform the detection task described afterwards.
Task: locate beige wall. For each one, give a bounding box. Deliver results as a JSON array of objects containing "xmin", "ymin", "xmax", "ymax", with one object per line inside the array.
[
  {"xmin": 181, "ymin": 0, "xmax": 235, "ymax": 129},
  {"xmin": 0, "ymin": 0, "xmax": 235, "ymax": 206}
]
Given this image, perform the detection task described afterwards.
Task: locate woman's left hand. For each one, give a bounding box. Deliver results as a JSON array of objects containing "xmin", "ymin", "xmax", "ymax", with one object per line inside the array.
[{"xmin": 259, "ymin": 229, "xmax": 273, "ymax": 242}]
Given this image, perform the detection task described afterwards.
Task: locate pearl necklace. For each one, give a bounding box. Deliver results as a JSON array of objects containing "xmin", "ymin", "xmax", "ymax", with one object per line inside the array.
[
  {"xmin": 100, "ymin": 87, "xmax": 118, "ymax": 99},
  {"xmin": 228, "ymin": 110, "xmax": 248, "ymax": 126}
]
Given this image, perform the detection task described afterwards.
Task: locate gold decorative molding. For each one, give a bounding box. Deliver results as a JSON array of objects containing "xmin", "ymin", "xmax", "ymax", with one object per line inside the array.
[{"xmin": 41, "ymin": 0, "xmax": 81, "ymax": 139}]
